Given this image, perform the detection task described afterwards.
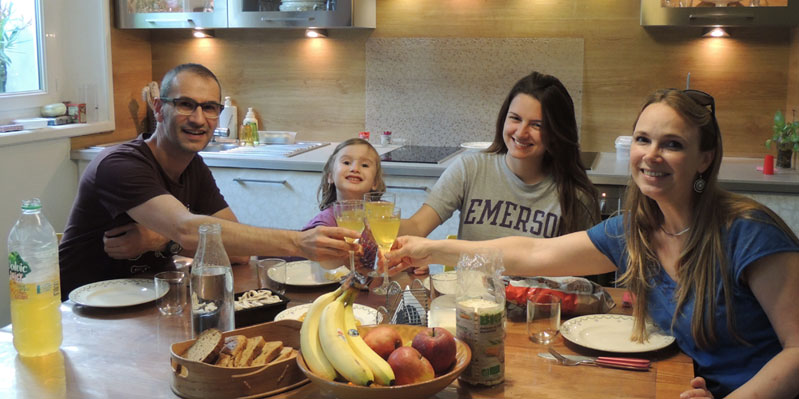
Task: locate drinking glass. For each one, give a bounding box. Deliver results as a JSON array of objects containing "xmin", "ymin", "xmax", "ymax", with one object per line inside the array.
[
  {"xmin": 256, "ymin": 258, "xmax": 287, "ymax": 295},
  {"xmin": 527, "ymin": 294, "xmax": 561, "ymax": 345},
  {"xmin": 333, "ymin": 200, "xmax": 365, "ymax": 274},
  {"xmin": 154, "ymin": 271, "xmax": 187, "ymax": 316},
  {"xmin": 366, "ymin": 206, "xmax": 401, "ymax": 295},
  {"xmin": 363, "ymin": 192, "xmax": 396, "ymax": 217}
]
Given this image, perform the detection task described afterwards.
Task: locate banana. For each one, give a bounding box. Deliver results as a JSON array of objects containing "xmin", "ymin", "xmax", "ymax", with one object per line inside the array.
[
  {"xmin": 343, "ymin": 297, "xmax": 396, "ymax": 386},
  {"xmin": 319, "ymin": 290, "xmax": 374, "ymax": 386},
  {"xmin": 300, "ymin": 287, "xmax": 343, "ymax": 381}
]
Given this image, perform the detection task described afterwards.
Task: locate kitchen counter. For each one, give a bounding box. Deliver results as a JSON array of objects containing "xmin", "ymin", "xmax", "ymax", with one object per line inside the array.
[{"xmin": 72, "ymin": 145, "xmax": 799, "ymax": 193}]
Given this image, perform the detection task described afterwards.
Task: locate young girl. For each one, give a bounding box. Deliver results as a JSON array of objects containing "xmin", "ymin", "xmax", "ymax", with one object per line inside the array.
[{"xmin": 302, "ymin": 138, "xmax": 386, "ymax": 272}]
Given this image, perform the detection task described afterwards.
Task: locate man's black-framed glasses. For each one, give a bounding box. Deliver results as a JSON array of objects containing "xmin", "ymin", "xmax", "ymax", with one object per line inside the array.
[{"xmin": 161, "ymin": 97, "xmax": 224, "ymax": 119}]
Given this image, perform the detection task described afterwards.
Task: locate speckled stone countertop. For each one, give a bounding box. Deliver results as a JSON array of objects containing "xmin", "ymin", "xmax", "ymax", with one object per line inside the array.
[{"xmin": 71, "ymin": 145, "xmax": 799, "ymax": 194}]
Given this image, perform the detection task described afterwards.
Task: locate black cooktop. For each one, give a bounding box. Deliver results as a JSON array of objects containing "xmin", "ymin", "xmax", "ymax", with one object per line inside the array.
[{"xmin": 380, "ymin": 145, "xmax": 463, "ymax": 164}]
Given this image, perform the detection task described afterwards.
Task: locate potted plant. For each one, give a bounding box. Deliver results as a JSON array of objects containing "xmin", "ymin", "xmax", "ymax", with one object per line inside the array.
[{"xmin": 765, "ymin": 110, "xmax": 799, "ymax": 169}]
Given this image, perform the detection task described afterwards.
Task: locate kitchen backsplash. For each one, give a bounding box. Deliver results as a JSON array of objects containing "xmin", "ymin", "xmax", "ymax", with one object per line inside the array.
[{"xmin": 365, "ymin": 38, "xmax": 583, "ymax": 147}]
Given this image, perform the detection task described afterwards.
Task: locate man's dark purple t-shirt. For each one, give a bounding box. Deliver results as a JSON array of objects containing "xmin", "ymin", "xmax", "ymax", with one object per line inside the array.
[{"xmin": 58, "ymin": 138, "xmax": 228, "ymax": 300}]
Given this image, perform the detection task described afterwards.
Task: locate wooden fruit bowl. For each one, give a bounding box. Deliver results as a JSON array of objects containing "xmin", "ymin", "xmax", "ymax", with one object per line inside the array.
[
  {"xmin": 296, "ymin": 324, "xmax": 471, "ymax": 399},
  {"xmin": 170, "ymin": 320, "xmax": 309, "ymax": 399}
]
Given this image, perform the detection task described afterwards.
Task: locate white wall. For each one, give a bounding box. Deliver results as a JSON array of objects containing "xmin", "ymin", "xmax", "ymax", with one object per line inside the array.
[{"xmin": 0, "ymin": 139, "xmax": 78, "ymax": 326}]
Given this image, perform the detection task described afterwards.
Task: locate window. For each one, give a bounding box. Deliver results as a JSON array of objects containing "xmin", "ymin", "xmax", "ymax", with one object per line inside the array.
[
  {"xmin": 0, "ymin": 0, "xmax": 114, "ymax": 140},
  {"xmin": 0, "ymin": 0, "xmax": 43, "ymax": 95}
]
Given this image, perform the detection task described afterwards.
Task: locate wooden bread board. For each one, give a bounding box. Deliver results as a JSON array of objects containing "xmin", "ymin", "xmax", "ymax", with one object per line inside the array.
[{"xmin": 170, "ymin": 320, "xmax": 308, "ymax": 399}]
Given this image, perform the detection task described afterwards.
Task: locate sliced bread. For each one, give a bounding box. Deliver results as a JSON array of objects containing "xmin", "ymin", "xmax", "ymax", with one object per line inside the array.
[
  {"xmin": 268, "ymin": 347, "xmax": 296, "ymax": 365},
  {"xmin": 215, "ymin": 352, "xmax": 233, "ymax": 367},
  {"xmin": 221, "ymin": 335, "xmax": 247, "ymax": 359},
  {"xmin": 184, "ymin": 328, "xmax": 224, "ymax": 364},
  {"xmin": 234, "ymin": 336, "xmax": 266, "ymax": 367},
  {"xmin": 251, "ymin": 341, "xmax": 284, "ymax": 366}
]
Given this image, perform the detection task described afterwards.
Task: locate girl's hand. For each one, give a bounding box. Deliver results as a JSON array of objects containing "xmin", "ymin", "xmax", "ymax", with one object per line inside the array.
[{"xmin": 680, "ymin": 377, "xmax": 713, "ymax": 399}]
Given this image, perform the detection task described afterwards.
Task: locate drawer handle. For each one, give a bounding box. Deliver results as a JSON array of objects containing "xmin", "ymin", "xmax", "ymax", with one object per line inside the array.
[
  {"xmin": 386, "ymin": 185, "xmax": 429, "ymax": 192},
  {"xmin": 688, "ymin": 13, "xmax": 754, "ymax": 21},
  {"xmin": 145, "ymin": 18, "xmax": 194, "ymax": 23},
  {"xmin": 233, "ymin": 178, "xmax": 287, "ymax": 185},
  {"xmin": 260, "ymin": 17, "xmax": 316, "ymax": 22}
]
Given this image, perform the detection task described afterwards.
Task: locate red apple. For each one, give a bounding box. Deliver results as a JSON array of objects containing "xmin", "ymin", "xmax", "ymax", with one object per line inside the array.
[
  {"xmin": 386, "ymin": 346, "xmax": 435, "ymax": 385},
  {"xmin": 363, "ymin": 326, "xmax": 403, "ymax": 360},
  {"xmin": 411, "ymin": 327, "xmax": 457, "ymax": 375}
]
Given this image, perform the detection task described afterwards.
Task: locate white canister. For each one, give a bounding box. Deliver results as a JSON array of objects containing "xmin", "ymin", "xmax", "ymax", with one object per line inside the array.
[
  {"xmin": 615, "ymin": 136, "xmax": 632, "ymax": 160},
  {"xmin": 218, "ymin": 96, "xmax": 237, "ymax": 140}
]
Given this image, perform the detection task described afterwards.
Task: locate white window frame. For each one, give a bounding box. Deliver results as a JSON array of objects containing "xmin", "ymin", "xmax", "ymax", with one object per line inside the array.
[{"xmin": 0, "ymin": 0, "xmax": 115, "ymax": 147}]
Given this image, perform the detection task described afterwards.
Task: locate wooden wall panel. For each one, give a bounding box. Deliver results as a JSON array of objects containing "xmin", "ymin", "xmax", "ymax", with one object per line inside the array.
[{"xmin": 84, "ymin": 0, "xmax": 792, "ymax": 157}]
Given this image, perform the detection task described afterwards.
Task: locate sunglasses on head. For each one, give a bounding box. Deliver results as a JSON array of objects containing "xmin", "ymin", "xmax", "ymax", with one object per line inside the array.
[{"xmin": 668, "ymin": 88, "xmax": 716, "ymax": 116}]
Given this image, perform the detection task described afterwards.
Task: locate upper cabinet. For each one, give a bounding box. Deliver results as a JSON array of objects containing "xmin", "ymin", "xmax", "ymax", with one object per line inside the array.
[
  {"xmin": 641, "ymin": 0, "xmax": 799, "ymax": 27},
  {"xmin": 115, "ymin": 0, "xmax": 375, "ymax": 29}
]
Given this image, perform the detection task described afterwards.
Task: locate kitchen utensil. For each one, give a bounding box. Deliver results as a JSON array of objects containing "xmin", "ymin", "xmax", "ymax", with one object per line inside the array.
[{"xmin": 542, "ymin": 347, "xmax": 650, "ymax": 371}]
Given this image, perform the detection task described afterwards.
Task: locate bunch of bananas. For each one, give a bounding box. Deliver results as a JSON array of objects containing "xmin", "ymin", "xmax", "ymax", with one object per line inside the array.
[{"xmin": 300, "ymin": 286, "xmax": 395, "ymax": 386}]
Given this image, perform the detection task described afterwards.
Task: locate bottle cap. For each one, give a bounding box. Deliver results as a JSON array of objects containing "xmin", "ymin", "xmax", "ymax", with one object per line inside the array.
[
  {"xmin": 383, "ymin": 131, "xmax": 392, "ymax": 136},
  {"xmin": 223, "ymin": 96, "xmax": 232, "ymax": 107}
]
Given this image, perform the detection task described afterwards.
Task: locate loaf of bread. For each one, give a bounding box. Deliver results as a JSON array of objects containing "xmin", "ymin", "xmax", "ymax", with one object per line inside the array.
[{"xmin": 184, "ymin": 328, "xmax": 224, "ymax": 363}]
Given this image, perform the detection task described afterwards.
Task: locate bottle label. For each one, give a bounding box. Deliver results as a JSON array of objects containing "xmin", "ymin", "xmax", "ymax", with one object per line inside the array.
[
  {"xmin": 8, "ymin": 251, "xmax": 32, "ymax": 280},
  {"xmin": 8, "ymin": 251, "xmax": 61, "ymax": 300}
]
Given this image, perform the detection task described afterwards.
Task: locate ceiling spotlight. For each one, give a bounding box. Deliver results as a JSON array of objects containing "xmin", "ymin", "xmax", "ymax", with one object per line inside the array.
[
  {"xmin": 305, "ymin": 28, "xmax": 328, "ymax": 38},
  {"xmin": 703, "ymin": 27, "xmax": 729, "ymax": 38},
  {"xmin": 193, "ymin": 28, "xmax": 214, "ymax": 38}
]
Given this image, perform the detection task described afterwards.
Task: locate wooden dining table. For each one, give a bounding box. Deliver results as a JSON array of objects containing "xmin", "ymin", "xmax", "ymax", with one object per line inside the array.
[{"xmin": 0, "ymin": 261, "xmax": 694, "ymax": 399}]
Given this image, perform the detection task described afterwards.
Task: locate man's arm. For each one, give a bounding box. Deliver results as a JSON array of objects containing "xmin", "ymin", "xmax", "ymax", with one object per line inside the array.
[
  {"xmin": 126, "ymin": 194, "xmax": 358, "ymax": 261},
  {"xmin": 210, "ymin": 206, "xmax": 250, "ymax": 265}
]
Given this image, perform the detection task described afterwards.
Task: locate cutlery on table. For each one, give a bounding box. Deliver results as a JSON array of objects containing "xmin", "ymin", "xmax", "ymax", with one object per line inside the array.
[{"xmin": 540, "ymin": 347, "xmax": 651, "ymax": 371}]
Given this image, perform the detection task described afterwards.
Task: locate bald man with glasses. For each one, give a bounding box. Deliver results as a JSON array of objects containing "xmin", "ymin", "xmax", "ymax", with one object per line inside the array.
[{"xmin": 58, "ymin": 63, "xmax": 359, "ymax": 300}]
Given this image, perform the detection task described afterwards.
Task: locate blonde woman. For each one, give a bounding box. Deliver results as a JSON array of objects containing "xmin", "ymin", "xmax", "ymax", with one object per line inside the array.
[{"xmin": 386, "ymin": 89, "xmax": 799, "ymax": 398}]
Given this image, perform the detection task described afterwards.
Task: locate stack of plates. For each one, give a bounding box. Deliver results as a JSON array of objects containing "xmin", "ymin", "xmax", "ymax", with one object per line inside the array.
[{"xmin": 279, "ymin": 1, "xmax": 325, "ymax": 11}]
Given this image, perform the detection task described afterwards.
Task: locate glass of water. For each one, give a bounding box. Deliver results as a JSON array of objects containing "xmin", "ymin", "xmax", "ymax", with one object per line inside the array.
[{"xmin": 527, "ymin": 294, "xmax": 561, "ymax": 345}]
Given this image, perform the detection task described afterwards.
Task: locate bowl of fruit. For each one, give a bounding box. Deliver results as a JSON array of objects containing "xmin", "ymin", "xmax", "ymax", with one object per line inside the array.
[{"xmin": 296, "ymin": 288, "xmax": 471, "ymax": 399}]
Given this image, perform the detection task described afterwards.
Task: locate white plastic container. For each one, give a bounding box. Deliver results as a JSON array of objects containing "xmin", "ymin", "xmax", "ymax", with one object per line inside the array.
[
  {"xmin": 258, "ymin": 130, "xmax": 296, "ymax": 144},
  {"xmin": 218, "ymin": 96, "xmax": 237, "ymax": 140},
  {"xmin": 615, "ymin": 136, "xmax": 632, "ymax": 160}
]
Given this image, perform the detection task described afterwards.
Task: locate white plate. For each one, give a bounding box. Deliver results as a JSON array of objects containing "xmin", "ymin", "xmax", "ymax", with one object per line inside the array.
[
  {"xmin": 274, "ymin": 303, "xmax": 382, "ymax": 325},
  {"xmin": 460, "ymin": 141, "xmax": 491, "ymax": 151},
  {"xmin": 68, "ymin": 278, "xmax": 165, "ymax": 308},
  {"xmin": 560, "ymin": 314, "xmax": 676, "ymax": 353},
  {"xmin": 268, "ymin": 260, "xmax": 348, "ymax": 287}
]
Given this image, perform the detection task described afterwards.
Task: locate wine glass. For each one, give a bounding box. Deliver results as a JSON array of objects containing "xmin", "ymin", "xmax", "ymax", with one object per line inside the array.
[
  {"xmin": 363, "ymin": 192, "xmax": 396, "ymax": 217},
  {"xmin": 332, "ymin": 200, "xmax": 365, "ymax": 274},
  {"xmin": 366, "ymin": 206, "xmax": 401, "ymax": 295}
]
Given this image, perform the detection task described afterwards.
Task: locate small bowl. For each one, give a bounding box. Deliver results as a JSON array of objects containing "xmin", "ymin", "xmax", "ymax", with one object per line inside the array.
[
  {"xmin": 234, "ymin": 289, "xmax": 290, "ymax": 328},
  {"xmin": 297, "ymin": 324, "xmax": 471, "ymax": 399},
  {"xmin": 258, "ymin": 130, "xmax": 297, "ymax": 144}
]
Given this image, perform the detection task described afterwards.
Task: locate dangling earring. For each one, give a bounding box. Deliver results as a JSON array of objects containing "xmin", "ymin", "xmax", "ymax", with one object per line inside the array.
[{"xmin": 693, "ymin": 174, "xmax": 706, "ymax": 193}]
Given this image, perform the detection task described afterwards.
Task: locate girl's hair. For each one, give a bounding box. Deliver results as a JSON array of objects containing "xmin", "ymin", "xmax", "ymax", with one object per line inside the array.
[
  {"xmin": 617, "ymin": 88, "xmax": 799, "ymax": 349},
  {"xmin": 486, "ymin": 71, "xmax": 600, "ymax": 234},
  {"xmin": 317, "ymin": 138, "xmax": 386, "ymax": 210}
]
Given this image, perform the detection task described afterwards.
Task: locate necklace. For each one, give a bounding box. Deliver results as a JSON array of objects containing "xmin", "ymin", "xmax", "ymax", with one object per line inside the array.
[{"xmin": 660, "ymin": 225, "xmax": 691, "ymax": 237}]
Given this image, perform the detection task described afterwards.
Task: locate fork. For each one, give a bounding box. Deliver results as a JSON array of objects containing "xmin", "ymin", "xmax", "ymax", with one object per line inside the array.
[{"xmin": 547, "ymin": 347, "xmax": 651, "ymax": 371}]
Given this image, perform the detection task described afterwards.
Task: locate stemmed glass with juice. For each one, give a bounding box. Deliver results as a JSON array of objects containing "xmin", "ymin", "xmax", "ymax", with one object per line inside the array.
[
  {"xmin": 363, "ymin": 192, "xmax": 400, "ymax": 295},
  {"xmin": 333, "ymin": 200, "xmax": 365, "ymax": 274}
]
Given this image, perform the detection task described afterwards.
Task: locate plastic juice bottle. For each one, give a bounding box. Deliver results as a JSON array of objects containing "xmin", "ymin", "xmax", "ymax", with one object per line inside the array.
[
  {"xmin": 7, "ymin": 198, "xmax": 63, "ymax": 357},
  {"xmin": 241, "ymin": 107, "xmax": 259, "ymax": 146}
]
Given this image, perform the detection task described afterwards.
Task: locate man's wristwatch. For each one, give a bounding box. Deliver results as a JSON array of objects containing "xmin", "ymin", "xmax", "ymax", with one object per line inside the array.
[
  {"xmin": 156, "ymin": 240, "xmax": 183, "ymax": 258},
  {"xmin": 165, "ymin": 240, "xmax": 183, "ymax": 256}
]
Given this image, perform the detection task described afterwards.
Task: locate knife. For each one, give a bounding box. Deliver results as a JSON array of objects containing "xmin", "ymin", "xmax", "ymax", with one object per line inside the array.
[{"xmin": 538, "ymin": 353, "xmax": 651, "ymax": 371}]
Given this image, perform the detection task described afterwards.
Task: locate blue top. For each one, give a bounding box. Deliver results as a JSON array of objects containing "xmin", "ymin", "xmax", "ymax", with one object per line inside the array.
[{"xmin": 587, "ymin": 214, "xmax": 798, "ymax": 396}]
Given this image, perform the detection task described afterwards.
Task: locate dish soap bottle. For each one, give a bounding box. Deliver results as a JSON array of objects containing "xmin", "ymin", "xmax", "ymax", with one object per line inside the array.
[
  {"xmin": 190, "ymin": 223, "xmax": 234, "ymax": 337},
  {"xmin": 241, "ymin": 107, "xmax": 259, "ymax": 146},
  {"xmin": 7, "ymin": 198, "xmax": 62, "ymax": 357},
  {"xmin": 218, "ymin": 96, "xmax": 237, "ymax": 141}
]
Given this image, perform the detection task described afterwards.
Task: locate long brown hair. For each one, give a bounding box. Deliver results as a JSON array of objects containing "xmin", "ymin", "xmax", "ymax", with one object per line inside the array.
[
  {"xmin": 486, "ymin": 71, "xmax": 599, "ymax": 233},
  {"xmin": 317, "ymin": 138, "xmax": 386, "ymax": 210},
  {"xmin": 617, "ymin": 89, "xmax": 799, "ymax": 349}
]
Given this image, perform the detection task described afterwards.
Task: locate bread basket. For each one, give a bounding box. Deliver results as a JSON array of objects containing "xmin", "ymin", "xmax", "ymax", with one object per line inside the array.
[{"xmin": 170, "ymin": 320, "xmax": 308, "ymax": 399}]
